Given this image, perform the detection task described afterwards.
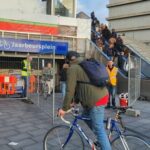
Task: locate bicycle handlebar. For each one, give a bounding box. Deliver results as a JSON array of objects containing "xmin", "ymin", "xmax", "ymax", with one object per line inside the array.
[{"xmin": 59, "ymin": 107, "xmax": 78, "ymax": 125}]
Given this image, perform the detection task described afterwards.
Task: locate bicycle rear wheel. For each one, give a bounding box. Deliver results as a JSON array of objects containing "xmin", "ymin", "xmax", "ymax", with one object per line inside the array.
[
  {"xmin": 111, "ymin": 135, "xmax": 150, "ymax": 150},
  {"xmin": 43, "ymin": 125, "xmax": 85, "ymax": 150}
]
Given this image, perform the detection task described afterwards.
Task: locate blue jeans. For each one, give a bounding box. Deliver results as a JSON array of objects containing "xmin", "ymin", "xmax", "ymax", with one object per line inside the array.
[
  {"xmin": 60, "ymin": 81, "xmax": 66, "ymax": 99},
  {"xmin": 22, "ymin": 76, "xmax": 29, "ymax": 98},
  {"xmin": 108, "ymin": 85, "xmax": 116, "ymax": 106},
  {"xmin": 83, "ymin": 106, "xmax": 112, "ymax": 150}
]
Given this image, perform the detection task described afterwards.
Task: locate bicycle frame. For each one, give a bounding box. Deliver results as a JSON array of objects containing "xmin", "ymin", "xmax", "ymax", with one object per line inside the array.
[
  {"xmin": 61, "ymin": 109, "xmax": 130, "ymax": 150},
  {"xmin": 108, "ymin": 118, "xmax": 130, "ymax": 150},
  {"xmin": 62, "ymin": 115, "xmax": 96, "ymax": 150}
]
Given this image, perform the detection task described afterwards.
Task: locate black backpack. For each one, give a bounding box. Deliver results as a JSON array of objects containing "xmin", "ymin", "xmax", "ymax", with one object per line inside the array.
[{"xmin": 78, "ymin": 59, "xmax": 109, "ymax": 87}]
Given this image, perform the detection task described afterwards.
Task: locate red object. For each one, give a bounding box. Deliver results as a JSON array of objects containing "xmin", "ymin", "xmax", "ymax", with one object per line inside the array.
[
  {"xmin": 7, "ymin": 76, "xmax": 17, "ymax": 95},
  {"xmin": 120, "ymin": 98, "xmax": 128, "ymax": 107},
  {"xmin": 0, "ymin": 75, "xmax": 4, "ymax": 94},
  {"xmin": 95, "ymin": 94, "xmax": 109, "ymax": 107},
  {"xmin": 0, "ymin": 21, "xmax": 59, "ymax": 35}
]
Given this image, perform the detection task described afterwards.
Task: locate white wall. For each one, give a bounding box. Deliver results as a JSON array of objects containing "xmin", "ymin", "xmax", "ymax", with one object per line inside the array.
[
  {"xmin": 109, "ymin": 15, "xmax": 150, "ymax": 29},
  {"xmin": 124, "ymin": 30, "xmax": 150, "ymax": 43},
  {"xmin": 0, "ymin": 0, "xmax": 46, "ymax": 14},
  {"xmin": 108, "ymin": 0, "xmax": 150, "ymax": 44},
  {"xmin": 109, "ymin": 1, "xmax": 150, "ymax": 17}
]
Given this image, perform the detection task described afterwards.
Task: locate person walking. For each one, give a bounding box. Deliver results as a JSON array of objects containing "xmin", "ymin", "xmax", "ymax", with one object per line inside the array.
[
  {"xmin": 58, "ymin": 51, "xmax": 112, "ymax": 150},
  {"xmin": 42, "ymin": 62, "xmax": 54, "ymax": 95},
  {"xmin": 59, "ymin": 63, "xmax": 69, "ymax": 100},
  {"xmin": 106, "ymin": 60, "xmax": 118, "ymax": 108}
]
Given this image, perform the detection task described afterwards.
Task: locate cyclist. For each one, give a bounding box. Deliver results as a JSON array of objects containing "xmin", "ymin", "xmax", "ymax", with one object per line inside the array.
[
  {"xmin": 42, "ymin": 62, "xmax": 53, "ymax": 96},
  {"xmin": 58, "ymin": 51, "xmax": 111, "ymax": 150}
]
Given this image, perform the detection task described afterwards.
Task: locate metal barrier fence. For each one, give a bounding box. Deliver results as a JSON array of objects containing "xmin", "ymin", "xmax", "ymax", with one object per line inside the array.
[
  {"xmin": 85, "ymin": 39, "xmax": 141, "ymax": 107},
  {"xmin": 0, "ymin": 31, "xmax": 88, "ymax": 123},
  {"xmin": 0, "ymin": 31, "xmax": 142, "ymax": 122},
  {"xmin": 128, "ymin": 54, "xmax": 141, "ymax": 106}
]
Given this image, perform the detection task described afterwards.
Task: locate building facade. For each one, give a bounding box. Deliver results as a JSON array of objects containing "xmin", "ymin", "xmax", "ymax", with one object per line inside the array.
[
  {"xmin": 0, "ymin": 0, "xmax": 91, "ymax": 90},
  {"xmin": 107, "ymin": 0, "xmax": 150, "ymax": 45}
]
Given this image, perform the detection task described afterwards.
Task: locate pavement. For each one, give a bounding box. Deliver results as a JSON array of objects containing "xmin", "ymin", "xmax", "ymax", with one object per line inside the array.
[{"xmin": 0, "ymin": 93, "xmax": 150, "ymax": 150}]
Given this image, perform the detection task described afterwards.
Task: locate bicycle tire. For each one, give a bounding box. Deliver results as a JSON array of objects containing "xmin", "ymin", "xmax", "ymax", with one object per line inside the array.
[
  {"xmin": 111, "ymin": 134, "xmax": 150, "ymax": 150},
  {"xmin": 43, "ymin": 125, "xmax": 85, "ymax": 150}
]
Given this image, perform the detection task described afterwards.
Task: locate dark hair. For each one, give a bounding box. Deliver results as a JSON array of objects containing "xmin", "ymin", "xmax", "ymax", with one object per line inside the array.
[{"xmin": 66, "ymin": 51, "xmax": 80, "ymax": 61}]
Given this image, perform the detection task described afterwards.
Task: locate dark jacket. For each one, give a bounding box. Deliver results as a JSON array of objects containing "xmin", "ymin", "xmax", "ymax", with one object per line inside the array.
[
  {"xmin": 63, "ymin": 60, "xmax": 108, "ymax": 111},
  {"xmin": 60, "ymin": 68, "xmax": 67, "ymax": 81}
]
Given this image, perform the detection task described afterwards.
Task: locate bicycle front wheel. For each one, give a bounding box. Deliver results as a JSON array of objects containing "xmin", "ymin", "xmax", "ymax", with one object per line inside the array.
[
  {"xmin": 111, "ymin": 135, "xmax": 150, "ymax": 150},
  {"xmin": 43, "ymin": 125, "xmax": 85, "ymax": 150}
]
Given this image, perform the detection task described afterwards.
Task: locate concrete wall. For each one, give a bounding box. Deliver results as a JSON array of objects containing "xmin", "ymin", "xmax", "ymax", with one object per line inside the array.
[
  {"xmin": 109, "ymin": 1, "xmax": 150, "ymax": 17},
  {"xmin": 0, "ymin": 0, "xmax": 46, "ymax": 14},
  {"xmin": 109, "ymin": 16, "xmax": 150, "ymax": 30},
  {"xmin": 108, "ymin": 0, "xmax": 150, "ymax": 45},
  {"xmin": 124, "ymin": 30, "xmax": 150, "ymax": 43}
]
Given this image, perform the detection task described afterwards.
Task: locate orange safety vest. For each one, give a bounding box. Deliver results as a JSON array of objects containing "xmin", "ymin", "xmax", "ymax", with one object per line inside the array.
[{"xmin": 106, "ymin": 66, "xmax": 118, "ymax": 86}]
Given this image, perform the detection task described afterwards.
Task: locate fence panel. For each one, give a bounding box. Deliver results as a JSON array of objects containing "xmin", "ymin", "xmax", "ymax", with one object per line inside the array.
[
  {"xmin": 28, "ymin": 54, "xmax": 57, "ymax": 124},
  {"xmin": 128, "ymin": 55, "xmax": 141, "ymax": 106},
  {"xmin": 0, "ymin": 58, "xmax": 24, "ymax": 98}
]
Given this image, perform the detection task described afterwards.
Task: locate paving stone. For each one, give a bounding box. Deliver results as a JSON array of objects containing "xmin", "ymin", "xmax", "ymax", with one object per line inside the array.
[
  {"xmin": 0, "ymin": 145, "xmax": 12, "ymax": 150},
  {"xmin": 32, "ymin": 135, "xmax": 45, "ymax": 143},
  {"xmin": 23, "ymin": 143, "xmax": 43, "ymax": 150},
  {"xmin": 0, "ymin": 138, "xmax": 10, "ymax": 145},
  {"xmin": 0, "ymin": 130, "xmax": 19, "ymax": 138},
  {"xmin": 16, "ymin": 123, "xmax": 34, "ymax": 129},
  {"xmin": 0, "ymin": 126, "xmax": 15, "ymax": 132},
  {"xmin": 28, "ymin": 129, "xmax": 47, "ymax": 137},
  {"xmin": 9, "ymin": 139, "xmax": 36, "ymax": 149},
  {"xmin": 8, "ymin": 133, "xmax": 31, "ymax": 142},
  {"xmin": 16, "ymin": 126, "xmax": 39, "ymax": 133}
]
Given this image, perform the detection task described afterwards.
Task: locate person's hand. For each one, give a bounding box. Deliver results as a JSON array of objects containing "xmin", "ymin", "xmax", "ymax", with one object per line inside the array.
[
  {"xmin": 58, "ymin": 109, "xmax": 66, "ymax": 117},
  {"xmin": 70, "ymin": 102, "xmax": 76, "ymax": 107}
]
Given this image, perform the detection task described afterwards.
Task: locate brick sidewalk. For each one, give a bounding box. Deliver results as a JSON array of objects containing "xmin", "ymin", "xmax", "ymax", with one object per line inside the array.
[{"xmin": 0, "ymin": 94, "xmax": 150, "ymax": 150}]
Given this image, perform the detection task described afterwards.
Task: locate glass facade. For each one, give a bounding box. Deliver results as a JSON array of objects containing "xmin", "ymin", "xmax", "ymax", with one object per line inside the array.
[{"xmin": 54, "ymin": 0, "xmax": 75, "ymax": 17}]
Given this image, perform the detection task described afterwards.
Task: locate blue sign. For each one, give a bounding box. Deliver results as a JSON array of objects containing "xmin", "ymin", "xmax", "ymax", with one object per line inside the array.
[{"xmin": 0, "ymin": 37, "xmax": 68, "ymax": 55}]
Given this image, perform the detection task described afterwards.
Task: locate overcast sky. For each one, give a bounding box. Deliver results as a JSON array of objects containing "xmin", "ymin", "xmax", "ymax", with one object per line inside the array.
[{"xmin": 77, "ymin": 0, "xmax": 109, "ymax": 24}]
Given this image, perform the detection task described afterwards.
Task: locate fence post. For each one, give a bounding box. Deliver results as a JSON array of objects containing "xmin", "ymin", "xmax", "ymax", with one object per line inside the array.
[{"xmin": 52, "ymin": 36, "xmax": 56, "ymax": 125}]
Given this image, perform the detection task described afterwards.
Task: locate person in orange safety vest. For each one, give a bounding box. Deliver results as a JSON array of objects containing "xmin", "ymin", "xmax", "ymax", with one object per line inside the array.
[{"xmin": 106, "ymin": 60, "xmax": 118, "ymax": 108}]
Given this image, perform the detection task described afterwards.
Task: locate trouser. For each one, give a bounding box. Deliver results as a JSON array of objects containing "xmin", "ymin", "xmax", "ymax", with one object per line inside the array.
[
  {"xmin": 22, "ymin": 76, "xmax": 28, "ymax": 97},
  {"xmin": 46, "ymin": 79, "xmax": 53, "ymax": 94},
  {"xmin": 108, "ymin": 85, "xmax": 116, "ymax": 106},
  {"xmin": 60, "ymin": 81, "xmax": 66, "ymax": 99},
  {"xmin": 83, "ymin": 106, "xmax": 112, "ymax": 150}
]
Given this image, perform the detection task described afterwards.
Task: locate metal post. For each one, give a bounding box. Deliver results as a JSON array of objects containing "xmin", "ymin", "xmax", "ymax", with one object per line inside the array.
[
  {"xmin": 52, "ymin": 36, "xmax": 55, "ymax": 125},
  {"xmin": 128, "ymin": 53, "xmax": 131, "ymax": 106},
  {"xmin": 37, "ymin": 56, "xmax": 40, "ymax": 106}
]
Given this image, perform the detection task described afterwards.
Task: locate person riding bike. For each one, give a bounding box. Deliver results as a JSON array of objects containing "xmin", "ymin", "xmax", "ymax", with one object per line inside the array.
[{"xmin": 58, "ymin": 51, "xmax": 112, "ymax": 150}]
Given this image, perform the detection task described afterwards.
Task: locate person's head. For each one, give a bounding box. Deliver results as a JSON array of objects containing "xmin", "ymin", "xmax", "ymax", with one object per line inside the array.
[
  {"xmin": 107, "ymin": 60, "xmax": 114, "ymax": 68},
  {"xmin": 27, "ymin": 55, "xmax": 32, "ymax": 62},
  {"xmin": 47, "ymin": 62, "xmax": 52, "ymax": 68},
  {"xmin": 66, "ymin": 51, "xmax": 80, "ymax": 63},
  {"xmin": 63, "ymin": 63, "xmax": 69, "ymax": 69}
]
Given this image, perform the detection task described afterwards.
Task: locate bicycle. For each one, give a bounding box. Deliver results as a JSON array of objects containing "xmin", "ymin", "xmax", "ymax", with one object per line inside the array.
[
  {"xmin": 43, "ymin": 107, "xmax": 150, "ymax": 150},
  {"xmin": 41, "ymin": 79, "xmax": 49, "ymax": 100}
]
